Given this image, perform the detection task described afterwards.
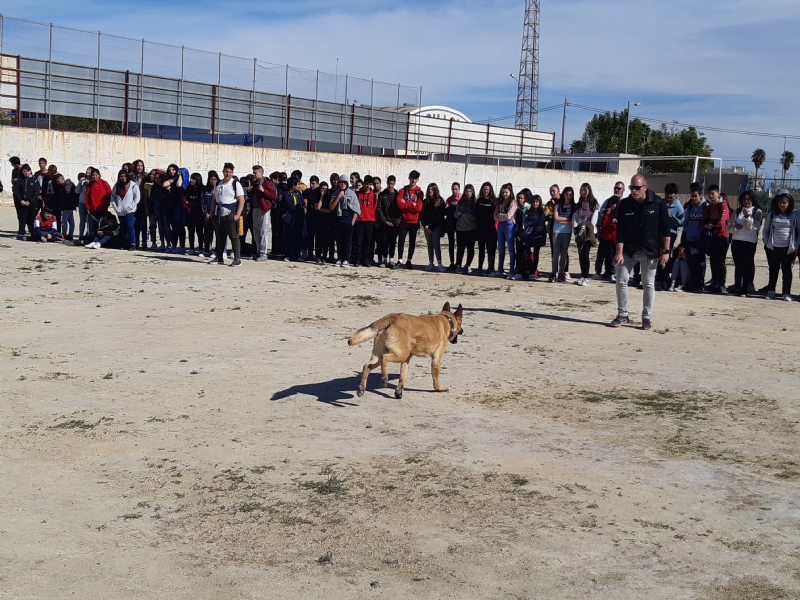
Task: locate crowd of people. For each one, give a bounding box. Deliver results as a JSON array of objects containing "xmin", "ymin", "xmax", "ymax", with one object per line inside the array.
[{"xmin": 6, "ymin": 156, "xmax": 800, "ymax": 307}]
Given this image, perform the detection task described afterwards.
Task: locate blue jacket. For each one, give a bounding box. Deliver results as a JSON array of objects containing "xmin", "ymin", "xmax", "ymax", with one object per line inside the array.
[
  {"xmin": 667, "ymin": 199, "xmax": 685, "ymax": 236},
  {"xmin": 682, "ymin": 201, "xmax": 706, "ymax": 242},
  {"xmin": 281, "ymin": 190, "xmax": 305, "ymax": 224}
]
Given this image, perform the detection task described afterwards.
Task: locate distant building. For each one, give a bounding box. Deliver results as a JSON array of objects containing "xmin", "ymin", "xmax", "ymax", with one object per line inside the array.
[{"xmin": 398, "ymin": 105, "xmax": 472, "ymax": 123}]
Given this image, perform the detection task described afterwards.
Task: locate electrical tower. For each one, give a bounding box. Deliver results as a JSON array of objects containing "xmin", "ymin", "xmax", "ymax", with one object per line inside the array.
[{"xmin": 515, "ymin": 0, "xmax": 540, "ymax": 131}]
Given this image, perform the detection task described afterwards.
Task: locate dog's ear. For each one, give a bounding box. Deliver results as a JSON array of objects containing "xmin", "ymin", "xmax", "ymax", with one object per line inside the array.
[
  {"xmin": 442, "ymin": 301, "xmax": 451, "ymax": 313},
  {"xmin": 455, "ymin": 303, "xmax": 463, "ymax": 318}
]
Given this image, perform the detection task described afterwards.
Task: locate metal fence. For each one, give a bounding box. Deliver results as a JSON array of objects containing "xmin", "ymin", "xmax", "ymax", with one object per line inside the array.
[{"xmin": 0, "ymin": 14, "xmax": 555, "ymax": 161}]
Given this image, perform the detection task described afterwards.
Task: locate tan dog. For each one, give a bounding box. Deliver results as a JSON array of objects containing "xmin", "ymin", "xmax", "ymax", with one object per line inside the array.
[{"xmin": 348, "ymin": 302, "xmax": 464, "ymax": 399}]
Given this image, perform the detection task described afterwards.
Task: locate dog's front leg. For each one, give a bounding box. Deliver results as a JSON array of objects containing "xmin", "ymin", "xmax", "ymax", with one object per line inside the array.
[
  {"xmin": 395, "ymin": 361, "xmax": 410, "ymax": 399},
  {"xmin": 431, "ymin": 351, "xmax": 448, "ymax": 393}
]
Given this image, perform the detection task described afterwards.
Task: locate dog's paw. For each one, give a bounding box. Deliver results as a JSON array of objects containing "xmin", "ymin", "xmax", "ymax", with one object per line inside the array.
[
  {"xmin": 394, "ymin": 389, "xmax": 403, "ymax": 399},
  {"xmin": 435, "ymin": 387, "xmax": 449, "ymax": 393},
  {"xmin": 381, "ymin": 378, "xmax": 389, "ymax": 387},
  {"xmin": 356, "ymin": 387, "xmax": 365, "ymax": 397}
]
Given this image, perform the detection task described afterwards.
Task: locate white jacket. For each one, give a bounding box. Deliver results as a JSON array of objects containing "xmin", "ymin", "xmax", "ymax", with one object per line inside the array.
[
  {"xmin": 727, "ymin": 206, "xmax": 762, "ymax": 244},
  {"xmin": 111, "ymin": 183, "xmax": 141, "ymax": 216}
]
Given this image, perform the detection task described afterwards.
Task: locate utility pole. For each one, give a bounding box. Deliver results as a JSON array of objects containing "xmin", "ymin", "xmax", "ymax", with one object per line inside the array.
[
  {"xmin": 624, "ymin": 100, "xmax": 640, "ymax": 154},
  {"xmin": 514, "ymin": 0, "xmax": 540, "ymax": 130},
  {"xmin": 560, "ymin": 98, "xmax": 567, "ymax": 153}
]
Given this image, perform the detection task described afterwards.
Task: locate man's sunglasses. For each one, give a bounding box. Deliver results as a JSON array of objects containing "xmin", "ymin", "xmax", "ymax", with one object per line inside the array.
[{"xmin": 629, "ymin": 185, "xmax": 644, "ymax": 191}]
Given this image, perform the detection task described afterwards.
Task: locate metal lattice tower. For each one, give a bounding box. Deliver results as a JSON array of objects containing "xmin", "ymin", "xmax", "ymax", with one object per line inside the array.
[{"xmin": 515, "ymin": 0, "xmax": 540, "ymax": 131}]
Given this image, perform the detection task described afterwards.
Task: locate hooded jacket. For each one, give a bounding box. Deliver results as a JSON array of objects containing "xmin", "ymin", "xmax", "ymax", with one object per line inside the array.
[
  {"xmin": 762, "ymin": 210, "xmax": 800, "ymax": 253},
  {"xmin": 700, "ymin": 201, "xmax": 730, "ymax": 239},
  {"xmin": 85, "ymin": 178, "xmax": 112, "ymax": 212},
  {"xmin": 727, "ymin": 205, "xmax": 763, "ymax": 244},
  {"xmin": 376, "ymin": 188, "xmax": 401, "ymax": 227},
  {"xmin": 15, "ymin": 175, "xmax": 41, "ymax": 209},
  {"xmin": 396, "ymin": 185, "xmax": 423, "ymax": 225}
]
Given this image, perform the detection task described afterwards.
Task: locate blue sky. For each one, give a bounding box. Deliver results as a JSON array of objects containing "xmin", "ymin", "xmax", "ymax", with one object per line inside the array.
[{"xmin": 5, "ymin": 0, "xmax": 800, "ymax": 174}]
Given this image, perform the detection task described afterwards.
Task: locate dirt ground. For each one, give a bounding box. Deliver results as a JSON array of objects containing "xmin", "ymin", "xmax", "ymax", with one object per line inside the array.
[{"xmin": 1, "ymin": 205, "xmax": 798, "ymax": 599}]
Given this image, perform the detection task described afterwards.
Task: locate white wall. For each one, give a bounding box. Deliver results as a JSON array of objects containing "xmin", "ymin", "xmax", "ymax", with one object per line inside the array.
[{"xmin": 0, "ymin": 127, "xmax": 639, "ymax": 205}]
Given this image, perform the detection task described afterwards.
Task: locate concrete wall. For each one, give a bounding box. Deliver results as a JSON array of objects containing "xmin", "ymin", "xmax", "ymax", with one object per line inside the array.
[{"xmin": 0, "ymin": 127, "xmax": 639, "ymax": 205}]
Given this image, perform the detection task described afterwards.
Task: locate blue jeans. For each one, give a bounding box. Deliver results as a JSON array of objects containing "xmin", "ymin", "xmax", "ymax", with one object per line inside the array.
[
  {"xmin": 78, "ymin": 203, "xmax": 88, "ymax": 238},
  {"xmin": 119, "ymin": 213, "xmax": 136, "ymax": 248},
  {"xmin": 61, "ymin": 210, "xmax": 75, "ymax": 237},
  {"xmin": 497, "ymin": 220, "xmax": 516, "ymax": 274}
]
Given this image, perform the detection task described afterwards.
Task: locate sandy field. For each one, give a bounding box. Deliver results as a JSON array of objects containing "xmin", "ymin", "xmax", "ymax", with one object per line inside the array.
[{"xmin": 1, "ymin": 205, "xmax": 798, "ymax": 599}]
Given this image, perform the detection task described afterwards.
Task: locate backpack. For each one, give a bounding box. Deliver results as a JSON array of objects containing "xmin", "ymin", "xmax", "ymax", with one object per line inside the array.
[{"xmin": 179, "ymin": 168, "xmax": 190, "ymax": 190}]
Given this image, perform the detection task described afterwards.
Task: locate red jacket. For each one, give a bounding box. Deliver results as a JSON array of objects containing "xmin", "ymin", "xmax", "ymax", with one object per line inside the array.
[
  {"xmin": 357, "ymin": 190, "xmax": 376, "ymax": 222},
  {"xmin": 249, "ymin": 177, "xmax": 277, "ymax": 213},
  {"xmin": 85, "ymin": 179, "xmax": 112, "ymax": 212},
  {"xmin": 599, "ymin": 208, "xmax": 617, "ymax": 241},
  {"xmin": 396, "ymin": 185, "xmax": 423, "ymax": 225},
  {"xmin": 700, "ymin": 201, "xmax": 730, "ymax": 238}
]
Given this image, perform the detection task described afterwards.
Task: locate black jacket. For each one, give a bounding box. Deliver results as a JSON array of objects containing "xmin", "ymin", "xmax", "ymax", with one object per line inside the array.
[
  {"xmin": 419, "ymin": 201, "xmax": 445, "ymax": 231},
  {"xmin": 615, "ymin": 191, "xmax": 670, "ymax": 259},
  {"xmin": 375, "ymin": 188, "xmax": 401, "ymax": 227},
  {"xmin": 15, "ymin": 176, "xmax": 41, "ymax": 209},
  {"xmin": 475, "ymin": 199, "xmax": 496, "ymax": 232}
]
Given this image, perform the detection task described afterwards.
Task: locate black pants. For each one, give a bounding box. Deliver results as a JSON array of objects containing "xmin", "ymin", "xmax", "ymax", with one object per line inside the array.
[
  {"xmin": 477, "ymin": 228, "xmax": 497, "ymax": 271},
  {"xmin": 352, "ymin": 221, "xmax": 374, "ymax": 265},
  {"xmin": 595, "ymin": 239, "xmax": 615, "ymax": 276},
  {"xmin": 708, "ymin": 236, "xmax": 730, "ymax": 288},
  {"xmin": 765, "ymin": 245, "xmax": 793, "ymax": 295},
  {"xmin": 203, "ymin": 220, "xmax": 215, "ymax": 254},
  {"xmin": 22, "ymin": 203, "xmax": 39, "ymax": 237},
  {"xmin": 187, "ymin": 209, "xmax": 203, "ymax": 250},
  {"xmin": 376, "ymin": 225, "xmax": 398, "ymax": 262},
  {"xmin": 270, "ymin": 208, "xmax": 283, "ymax": 255},
  {"xmin": 397, "ymin": 223, "xmax": 419, "ymax": 261},
  {"xmin": 14, "ymin": 204, "xmax": 27, "ymax": 236},
  {"xmin": 336, "ymin": 212, "xmax": 354, "ymax": 263},
  {"xmin": 444, "ymin": 228, "xmax": 456, "ymax": 265},
  {"xmin": 456, "ymin": 229, "xmax": 477, "ymax": 268},
  {"xmin": 170, "ymin": 217, "xmax": 186, "ymax": 248},
  {"xmin": 134, "ymin": 213, "xmax": 148, "ymax": 248},
  {"xmin": 730, "ymin": 240, "xmax": 757, "ymax": 292},
  {"xmin": 214, "ymin": 213, "xmax": 241, "ymax": 261},
  {"xmin": 578, "ymin": 243, "xmax": 592, "ymax": 278},
  {"xmin": 315, "ymin": 212, "xmax": 335, "ymax": 260}
]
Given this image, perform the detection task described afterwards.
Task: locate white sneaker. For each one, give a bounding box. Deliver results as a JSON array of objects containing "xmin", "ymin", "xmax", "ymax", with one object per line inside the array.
[
  {"xmin": 668, "ymin": 285, "xmax": 675, "ymax": 292},
  {"xmin": 341, "ymin": 261, "xmax": 349, "ymax": 268},
  {"xmin": 576, "ymin": 277, "xmax": 584, "ymax": 286},
  {"xmin": 424, "ymin": 263, "xmax": 435, "ymax": 271},
  {"xmin": 767, "ymin": 291, "xmax": 775, "ymax": 300},
  {"xmin": 675, "ymin": 285, "xmax": 683, "ymax": 292},
  {"xmin": 784, "ymin": 294, "xmax": 793, "ymax": 302},
  {"xmin": 610, "ymin": 274, "xmax": 616, "ymax": 283},
  {"xmin": 582, "ymin": 278, "xmax": 590, "ymax": 287},
  {"xmin": 564, "ymin": 272, "xmax": 571, "ymax": 281},
  {"xmin": 335, "ymin": 260, "xmax": 342, "ymax": 267}
]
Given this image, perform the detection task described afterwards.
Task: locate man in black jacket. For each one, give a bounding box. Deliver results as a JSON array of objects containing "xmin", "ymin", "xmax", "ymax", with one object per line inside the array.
[
  {"xmin": 609, "ymin": 174, "xmax": 671, "ymax": 331},
  {"xmin": 15, "ymin": 164, "xmax": 42, "ymax": 240}
]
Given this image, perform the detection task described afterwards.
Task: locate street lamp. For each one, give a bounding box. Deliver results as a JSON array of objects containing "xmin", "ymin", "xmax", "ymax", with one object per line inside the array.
[{"xmin": 624, "ymin": 101, "xmax": 641, "ymax": 154}]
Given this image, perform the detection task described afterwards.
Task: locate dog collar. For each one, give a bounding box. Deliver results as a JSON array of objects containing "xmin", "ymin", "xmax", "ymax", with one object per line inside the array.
[{"xmin": 443, "ymin": 313, "xmax": 457, "ymax": 342}]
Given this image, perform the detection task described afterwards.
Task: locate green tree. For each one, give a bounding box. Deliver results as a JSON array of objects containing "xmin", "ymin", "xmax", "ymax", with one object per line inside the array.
[
  {"xmin": 780, "ymin": 150, "xmax": 795, "ymax": 184},
  {"xmin": 573, "ymin": 110, "xmax": 713, "ymax": 173},
  {"xmin": 751, "ymin": 148, "xmax": 766, "ymax": 184}
]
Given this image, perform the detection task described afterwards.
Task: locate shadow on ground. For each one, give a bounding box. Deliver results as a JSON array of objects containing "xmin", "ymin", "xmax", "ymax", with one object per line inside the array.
[{"xmin": 468, "ymin": 307, "xmax": 605, "ymax": 327}]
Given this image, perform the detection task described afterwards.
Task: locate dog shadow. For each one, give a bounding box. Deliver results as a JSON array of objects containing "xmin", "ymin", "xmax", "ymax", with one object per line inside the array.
[
  {"xmin": 270, "ymin": 373, "xmax": 434, "ymax": 407},
  {"xmin": 468, "ymin": 307, "xmax": 604, "ymax": 326}
]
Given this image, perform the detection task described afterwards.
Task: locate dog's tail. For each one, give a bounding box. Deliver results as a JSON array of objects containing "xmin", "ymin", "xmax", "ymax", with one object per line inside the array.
[{"xmin": 347, "ymin": 315, "xmax": 395, "ymax": 346}]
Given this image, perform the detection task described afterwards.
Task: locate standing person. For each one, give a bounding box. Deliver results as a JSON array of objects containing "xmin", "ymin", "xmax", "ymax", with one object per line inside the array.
[
  {"xmin": 269, "ymin": 171, "xmax": 286, "ymax": 258},
  {"xmin": 600, "ymin": 181, "xmax": 626, "ymax": 213},
  {"xmin": 761, "ymin": 192, "xmax": 800, "ymax": 301},
  {"xmin": 330, "ymin": 174, "xmax": 361, "ymax": 267},
  {"xmin": 76, "ymin": 168, "xmax": 93, "ymax": 240},
  {"xmin": 420, "ymin": 182, "xmax": 446, "ymax": 272},
  {"xmin": 185, "ymin": 173, "xmax": 205, "ymax": 255},
  {"xmin": 516, "ymin": 190, "xmax": 547, "ymax": 280},
  {"xmin": 727, "ymin": 190, "xmax": 763, "ymax": 296},
  {"xmin": 494, "ymin": 183, "xmax": 517, "ymax": 279},
  {"xmin": 545, "ymin": 184, "xmax": 570, "ymax": 279},
  {"xmin": 60, "ymin": 175, "xmax": 79, "ymax": 240},
  {"xmin": 609, "ymin": 175, "xmax": 671, "ymax": 331},
  {"xmin": 443, "ymin": 182, "xmax": 461, "ymax": 271},
  {"xmin": 375, "ymin": 175, "xmax": 401, "ymax": 268},
  {"xmin": 42, "ymin": 164, "xmax": 61, "ymax": 228},
  {"xmin": 475, "ymin": 182, "xmax": 498, "ymax": 275},
  {"xmin": 162, "ymin": 164, "xmax": 186, "ymax": 254},
  {"xmin": 150, "ymin": 171, "xmax": 170, "ymax": 251},
  {"xmin": 656, "ymin": 183, "xmax": 685, "ymax": 288},
  {"xmin": 35, "ymin": 157, "xmax": 48, "ymax": 188},
  {"xmin": 368, "ymin": 176, "xmax": 382, "ymax": 263},
  {"xmin": 130, "ymin": 160, "xmax": 149, "ymax": 250},
  {"xmin": 9, "ymin": 157, "xmax": 27, "ymax": 240},
  {"xmin": 595, "ymin": 195, "xmax": 619, "ymax": 281},
  {"xmin": 549, "ymin": 187, "xmax": 575, "ymax": 283},
  {"xmin": 572, "ymin": 183, "xmax": 600, "ymax": 286},
  {"xmin": 201, "ymin": 171, "xmax": 219, "ymax": 257},
  {"xmin": 681, "ymin": 183, "xmax": 707, "ymax": 291},
  {"xmin": 110, "ymin": 170, "xmax": 140, "ymax": 250},
  {"xmin": 314, "ymin": 181, "xmax": 335, "ymax": 264},
  {"xmin": 250, "ymin": 165, "xmax": 276, "ymax": 262},
  {"xmin": 281, "ymin": 177, "xmax": 306, "ymax": 262},
  {"xmin": 396, "ymin": 170, "xmax": 424, "ymax": 269},
  {"xmin": 454, "ymin": 184, "xmax": 478, "ymax": 273},
  {"xmin": 700, "ymin": 184, "xmax": 731, "ymax": 294},
  {"xmin": 85, "ymin": 169, "xmax": 112, "ymax": 237},
  {"xmin": 209, "ymin": 162, "xmax": 245, "ymax": 267},
  {"xmin": 14, "ymin": 164, "xmax": 41, "ymax": 239},
  {"xmin": 303, "ymin": 175, "xmax": 321, "ymax": 261},
  {"xmin": 353, "ymin": 176, "xmax": 377, "ymax": 267}
]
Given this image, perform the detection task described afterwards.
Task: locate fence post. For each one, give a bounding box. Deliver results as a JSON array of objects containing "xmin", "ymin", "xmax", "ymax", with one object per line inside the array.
[
  {"xmin": 446, "ymin": 118, "xmax": 453, "ymax": 162},
  {"xmin": 0, "ymin": 14, "xmax": 4, "ymax": 56},
  {"xmin": 343, "ymin": 75, "xmax": 348, "ymax": 153},
  {"xmin": 96, "ymin": 31, "xmax": 101, "ymax": 134},
  {"xmin": 519, "ymin": 128, "xmax": 524, "ymax": 167},
  {"xmin": 285, "ymin": 94, "xmax": 291, "ymax": 150},
  {"xmin": 395, "ymin": 83, "xmax": 400, "ymax": 156},
  {"xmin": 312, "ymin": 69, "xmax": 319, "ymax": 152},
  {"xmin": 139, "ymin": 39, "xmax": 144, "ymax": 137},
  {"xmin": 405, "ymin": 113, "xmax": 410, "ymax": 159},
  {"xmin": 369, "ymin": 79, "xmax": 374, "ymax": 155},
  {"xmin": 417, "ymin": 86, "xmax": 422, "ymax": 156},
  {"xmin": 284, "ymin": 64, "xmax": 288, "ymax": 96},
  {"xmin": 251, "ymin": 57, "xmax": 256, "ymax": 148},
  {"xmin": 217, "ymin": 52, "xmax": 221, "ymax": 144},
  {"xmin": 349, "ymin": 102, "xmax": 355, "ymax": 155},
  {"xmin": 179, "ymin": 45, "xmax": 184, "ymax": 142},
  {"xmin": 124, "ymin": 70, "xmax": 129, "ymax": 135},
  {"xmin": 47, "ymin": 23, "xmax": 52, "ymax": 130},
  {"xmin": 484, "ymin": 123, "xmax": 490, "ymax": 165}
]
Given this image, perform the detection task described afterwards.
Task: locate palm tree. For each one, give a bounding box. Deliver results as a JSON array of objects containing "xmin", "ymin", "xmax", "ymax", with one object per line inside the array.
[
  {"xmin": 781, "ymin": 150, "xmax": 795, "ymax": 186},
  {"xmin": 751, "ymin": 148, "xmax": 766, "ymax": 187}
]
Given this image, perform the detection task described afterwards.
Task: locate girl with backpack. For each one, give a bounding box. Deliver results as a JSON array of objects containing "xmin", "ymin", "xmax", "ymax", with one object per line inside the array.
[{"xmin": 571, "ymin": 183, "xmax": 600, "ymax": 287}]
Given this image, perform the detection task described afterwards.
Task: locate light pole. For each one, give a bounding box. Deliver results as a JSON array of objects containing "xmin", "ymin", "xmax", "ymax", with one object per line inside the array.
[{"xmin": 624, "ymin": 101, "xmax": 640, "ymax": 154}]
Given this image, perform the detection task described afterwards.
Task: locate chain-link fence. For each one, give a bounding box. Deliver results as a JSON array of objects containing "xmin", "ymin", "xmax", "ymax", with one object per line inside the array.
[{"xmin": 0, "ymin": 14, "xmax": 554, "ymax": 160}]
